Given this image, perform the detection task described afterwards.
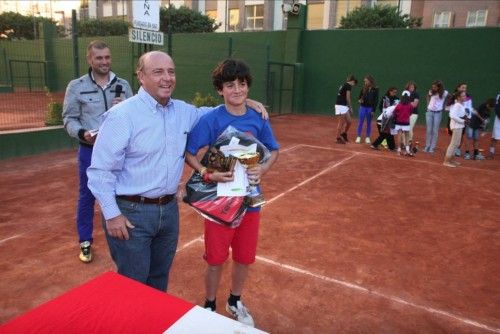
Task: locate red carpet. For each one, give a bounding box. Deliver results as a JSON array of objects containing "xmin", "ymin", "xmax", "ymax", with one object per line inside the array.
[{"xmin": 0, "ymin": 272, "xmax": 194, "ymax": 333}]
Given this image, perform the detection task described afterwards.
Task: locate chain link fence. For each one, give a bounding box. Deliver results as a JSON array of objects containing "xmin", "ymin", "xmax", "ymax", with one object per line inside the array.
[{"xmin": 0, "ymin": 26, "xmax": 276, "ymax": 131}]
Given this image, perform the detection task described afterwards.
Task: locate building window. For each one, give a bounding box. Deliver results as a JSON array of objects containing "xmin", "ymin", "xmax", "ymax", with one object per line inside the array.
[
  {"xmin": 102, "ymin": 0, "xmax": 113, "ymax": 17},
  {"xmin": 466, "ymin": 10, "xmax": 487, "ymax": 27},
  {"xmin": 335, "ymin": 0, "xmax": 362, "ymax": 28},
  {"xmin": 206, "ymin": 10, "xmax": 217, "ymax": 21},
  {"xmin": 433, "ymin": 11, "xmax": 452, "ymax": 28},
  {"xmin": 307, "ymin": 3, "xmax": 324, "ymax": 30},
  {"xmin": 117, "ymin": 0, "xmax": 127, "ymax": 17},
  {"xmin": 245, "ymin": 5, "xmax": 264, "ymax": 30},
  {"xmin": 229, "ymin": 8, "xmax": 240, "ymax": 32}
]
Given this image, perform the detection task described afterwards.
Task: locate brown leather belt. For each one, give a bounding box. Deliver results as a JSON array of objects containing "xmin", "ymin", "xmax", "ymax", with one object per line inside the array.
[{"xmin": 117, "ymin": 194, "xmax": 175, "ymax": 205}]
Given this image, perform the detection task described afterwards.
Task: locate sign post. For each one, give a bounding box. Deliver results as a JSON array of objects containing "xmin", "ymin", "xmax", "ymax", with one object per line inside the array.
[{"xmin": 129, "ymin": 0, "xmax": 163, "ymax": 48}]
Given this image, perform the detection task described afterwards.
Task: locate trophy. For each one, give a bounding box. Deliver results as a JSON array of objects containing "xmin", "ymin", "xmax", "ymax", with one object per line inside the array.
[
  {"xmin": 206, "ymin": 147, "xmax": 237, "ymax": 173},
  {"xmin": 236, "ymin": 152, "xmax": 266, "ymax": 207}
]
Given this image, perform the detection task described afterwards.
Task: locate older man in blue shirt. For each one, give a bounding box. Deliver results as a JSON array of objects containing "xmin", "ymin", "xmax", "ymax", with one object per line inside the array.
[{"xmin": 87, "ymin": 51, "xmax": 266, "ymax": 291}]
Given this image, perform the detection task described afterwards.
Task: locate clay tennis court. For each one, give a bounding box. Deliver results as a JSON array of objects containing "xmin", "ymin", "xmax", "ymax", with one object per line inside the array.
[{"xmin": 1, "ymin": 114, "xmax": 499, "ymax": 333}]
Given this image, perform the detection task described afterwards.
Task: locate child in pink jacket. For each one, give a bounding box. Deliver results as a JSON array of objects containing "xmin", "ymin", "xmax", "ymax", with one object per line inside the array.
[{"xmin": 393, "ymin": 90, "xmax": 414, "ymax": 156}]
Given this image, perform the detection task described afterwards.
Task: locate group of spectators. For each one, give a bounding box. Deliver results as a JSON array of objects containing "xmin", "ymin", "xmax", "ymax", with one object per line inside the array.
[{"xmin": 333, "ymin": 75, "xmax": 500, "ymax": 166}]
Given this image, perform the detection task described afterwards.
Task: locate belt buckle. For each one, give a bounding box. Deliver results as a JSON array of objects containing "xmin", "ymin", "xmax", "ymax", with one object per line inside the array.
[{"xmin": 158, "ymin": 196, "xmax": 164, "ymax": 204}]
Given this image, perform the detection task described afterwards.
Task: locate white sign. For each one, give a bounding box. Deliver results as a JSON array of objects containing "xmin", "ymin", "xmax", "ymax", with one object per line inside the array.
[
  {"xmin": 132, "ymin": 0, "xmax": 160, "ymax": 31},
  {"xmin": 129, "ymin": 28, "xmax": 164, "ymax": 46}
]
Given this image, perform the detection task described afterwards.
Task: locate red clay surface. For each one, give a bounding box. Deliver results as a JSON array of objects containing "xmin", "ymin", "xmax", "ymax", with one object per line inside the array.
[
  {"xmin": 1, "ymin": 114, "xmax": 499, "ymax": 333},
  {"xmin": 0, "ymin": 92, "xmax": 65, "ymax": 131}
]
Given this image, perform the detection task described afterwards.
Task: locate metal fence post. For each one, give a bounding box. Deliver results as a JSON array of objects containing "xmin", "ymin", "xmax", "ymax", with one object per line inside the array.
[
  {"xmin": 265, "ymin": 44, "xmax": 270, "ymax": 108},
  {"xmin": 72, "ymin": 9, "xmax": 79, "ymax": 78}
]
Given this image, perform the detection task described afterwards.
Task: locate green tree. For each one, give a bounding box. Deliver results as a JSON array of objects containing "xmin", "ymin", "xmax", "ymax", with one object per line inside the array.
[
  {"xmin": 76, "ymin": 18, "xmax": 129, "ymax": 37},
  {"xmin": 340, "ymin": 5, "xmax": 422, "ymax": 29},
  {"xmin": 0, "ymin": 11, "xmax": 62, "ymax": 40},
  {"xmin": 160, "ymin": 5, "xmax": 220, "ymax": 33}
]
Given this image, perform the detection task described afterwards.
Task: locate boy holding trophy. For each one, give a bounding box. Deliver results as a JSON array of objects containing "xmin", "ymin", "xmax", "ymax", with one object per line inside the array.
[{"xmin": 185, "ymin": 59, "xmax": 279, "ymax": 327}]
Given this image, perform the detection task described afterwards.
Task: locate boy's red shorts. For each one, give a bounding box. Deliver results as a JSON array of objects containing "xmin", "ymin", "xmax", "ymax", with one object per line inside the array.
[{"xmin": 204, "ymin": 211, "xmax": 260, "ymax": 266}]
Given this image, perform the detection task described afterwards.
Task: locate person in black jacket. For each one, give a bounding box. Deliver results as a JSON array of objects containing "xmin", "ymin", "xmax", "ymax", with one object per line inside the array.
[{"xmin": 355, "ymin": 75, "xmax": 379, "ymax": 144}]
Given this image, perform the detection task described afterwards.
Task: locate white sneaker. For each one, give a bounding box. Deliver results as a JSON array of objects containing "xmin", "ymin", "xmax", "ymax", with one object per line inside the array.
[
  {"xmin": 365, "ymin": 137, "xmax": 371, "ymax": 144},
  {"xmin": 443, "ymin": 161, "xmax": 456, "ymax": 168},
  {"xmin": 355, "ymin": 136, "xmax": 361, "ymax": 143},
  {"xmin": 226, "ymin": 301, "xmax": 254, "ymax": 327}
]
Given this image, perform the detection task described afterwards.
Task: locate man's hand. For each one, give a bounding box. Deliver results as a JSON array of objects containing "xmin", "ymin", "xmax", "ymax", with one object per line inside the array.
[
  {"xmin": 112, "ymin": 97, "xmax": 124, "ymax": 106},
  {"xmin": 106, "ymin": 214, "xmax": 135, "ymax": 240},
  {"xmin": 246, "ymin": 99, "xmax": 269, "ymax": 120},
  {"xmin": 83, "ymin": 130, "xmax": 97, "ymax": 144}
]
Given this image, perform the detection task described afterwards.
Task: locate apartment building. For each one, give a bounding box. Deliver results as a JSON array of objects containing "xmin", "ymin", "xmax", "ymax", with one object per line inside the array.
[
  {"xmin": 0, "ymin": 0, "xmax": 80, "ymax": 31},
  {"xmin": 87, "ymin": 0, "xmax": 497, "ymax": 30},
  {"xmin": 2, "ymin": 0, "xmax": 497, "ymax": 32}
]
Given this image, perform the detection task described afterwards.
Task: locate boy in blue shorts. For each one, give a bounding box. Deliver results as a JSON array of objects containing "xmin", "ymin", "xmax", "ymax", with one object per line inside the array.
[{"xmin": 185, "ymin": 59, "xmax": 279, "ymax": 327}]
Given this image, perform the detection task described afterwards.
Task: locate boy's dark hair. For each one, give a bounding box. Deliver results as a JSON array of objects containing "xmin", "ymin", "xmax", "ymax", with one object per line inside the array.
[{"xmin": 212, "ymin": 58, "xmax": 252, "ymax": 91}]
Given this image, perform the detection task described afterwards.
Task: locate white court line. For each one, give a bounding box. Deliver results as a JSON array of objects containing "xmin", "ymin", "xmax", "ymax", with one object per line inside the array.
[
  {"xmin": 0, "ymin": 234, "xmax": 22, "ymax": 245},
  {"xmin": 0, "ymin": 145, "xmax": 304, "ymax": 246},
  {"xmin": 256, "ymin": 255, "xmax": 500, "ymax": 333},
  {"xmin": 0, "ymin": 144, "xmax": 341, "ymax": 246},
  {"xmin": 264, "ymin": 153, "xmax": 358, "ymax": 206},
  {"xmin": 176, "ymin": 236, "xmax": 203, "ymax": 253},
  {"xmin": 299, "ymin": 143, "xmax": 500, "ymax": 173},
  {"xmin": 167, "ymin": 144, "xmax": 498, "ymax": 332},
  {"xmin": 172, "ymin": 234, "xmax": 500, "ymax": 333},
  {"xmin": 279, "ymin": 144, "xmax": 302, "ymax": 153},
  {"xmin": 2, "ymin": 143, "xmax": 496, "ymax": 331}
]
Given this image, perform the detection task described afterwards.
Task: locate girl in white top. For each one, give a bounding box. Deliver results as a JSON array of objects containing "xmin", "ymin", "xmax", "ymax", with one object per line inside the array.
[
  {"xmin": 443, "ymin": 91, "xmax": 467, "ymax": 167},
  {"xmin": 446, "ymin": 83, "xmax": 474, "ymax": 159},
  {"xmin": 425, "ymin": 80, "xmax": 448, "ymax": 153},
  {"xmin": 489, "ymin": 93, "xmax": 500, "ymax": 158}
]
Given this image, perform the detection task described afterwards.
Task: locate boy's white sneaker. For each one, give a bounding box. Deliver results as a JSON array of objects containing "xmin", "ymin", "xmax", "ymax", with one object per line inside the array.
[
  {"xmin": 355, "ymin": 136, "xmax": 361, "ymax": 143},
  {"xmin": 365, "ymin": 137, "xmax": 371, "ymax": 144},
  {"xmin": 226, "ymin": 301, "xmax": 255, "ymax": 327}
]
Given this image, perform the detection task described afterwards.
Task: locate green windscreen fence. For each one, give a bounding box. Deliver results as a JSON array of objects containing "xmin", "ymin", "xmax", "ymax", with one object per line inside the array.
[
  {"xmin": 0, "ymin": 27, "xmax": 498, "ymax": 131},
  {"xmin": 301, "ymin": 28, "xmax": 500, "ymax": 126}
]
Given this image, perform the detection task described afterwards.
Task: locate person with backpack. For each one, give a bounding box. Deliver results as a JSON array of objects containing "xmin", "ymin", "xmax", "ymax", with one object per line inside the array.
[{"xmin": 371, "ymin": 87, "xmax": 398, "ymax": 151}]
